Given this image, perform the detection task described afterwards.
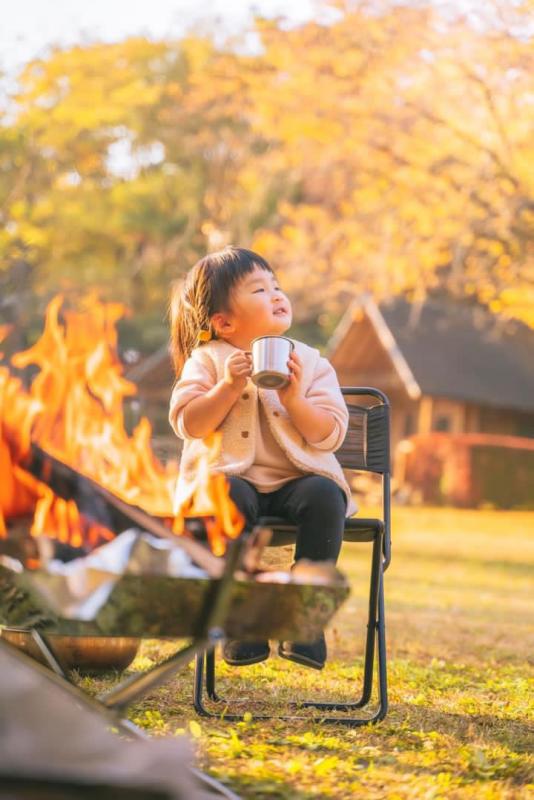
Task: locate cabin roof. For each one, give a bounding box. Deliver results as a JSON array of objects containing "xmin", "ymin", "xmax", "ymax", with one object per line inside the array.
[{"xmin": 328, "ymin": 295, "xmax": 534, "ymax": 413}]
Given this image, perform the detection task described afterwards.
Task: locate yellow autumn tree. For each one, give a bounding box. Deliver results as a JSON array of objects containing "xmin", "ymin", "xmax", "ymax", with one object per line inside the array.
[
  {"xmin": 1, "ymin": 1, "xmax": 533, "ymax": 335},
  {"xmin": 246, "ymin": 2, "xmax": 534, "ymax": 327},
  {"xmin": 1, "ymin": 37, "xmax": 264, "ymax": 311}
]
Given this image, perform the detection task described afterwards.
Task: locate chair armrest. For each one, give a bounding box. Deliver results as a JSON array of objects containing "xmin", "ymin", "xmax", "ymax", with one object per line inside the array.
[{"xmin": 341, "ymin": 387, "xmax": 389, "ymax": 406}]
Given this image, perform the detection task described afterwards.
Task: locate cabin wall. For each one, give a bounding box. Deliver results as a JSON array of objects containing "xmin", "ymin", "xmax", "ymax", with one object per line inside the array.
[
  {"xmin": 398, "ymin": 395, "xmax": 534, "ymax": 440},
  {"xmin": 414, "ymin": 396, "xmax": 469, "ymax": 436},
  {"xmin": 477, "ymin": 406, "xmax": 534, "ymax": 438},
  {"xmin": 329, "ymin": 308, "xmax": 534, "ymax": 506}
]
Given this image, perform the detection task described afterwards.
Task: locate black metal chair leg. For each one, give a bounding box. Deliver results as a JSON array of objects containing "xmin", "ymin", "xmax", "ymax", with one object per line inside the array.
[
  {"xmin": 193, "ymin": 605, "xmax": 388, "ymax": 726},
  {"xmin": 193, "ymin": 649, "xmax": 222, "ymax": 715},
  {"xmin": 193, "ymin": 547, "xmax": 388, "ymax": 726},
  {"xmin": 193, "ymin": 653, "xmax": 212, "ymax": 717},
  {"xmin": 299, "ymin": 573, "xmax": 388, "ymax": 727},
  {"xmin": 375, "ymin": 574, "xmax": 388, "ymax": 721},
  {"xmin": 205, "ymin": 648, "xmax": 221, "ymax": 701},
  {"xmin": 193, "ymin": 648, "xmax": 226, "ymax": 716},
  {"xmin": 300, "ymin": 534, "xmax": 383, "ymax": 713},
  {"xmin": 193, "ymin": 652, "xmax": 247, "ymax": 721},
  {"xmin": 320, "ymin": 575, "xmax": 387, "ymax": 724}
]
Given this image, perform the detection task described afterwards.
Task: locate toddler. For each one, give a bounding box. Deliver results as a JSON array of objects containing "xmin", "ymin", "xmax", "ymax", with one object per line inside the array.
[{"xmin": 169, "ymin": 246, "xmax": 355, "ymax": 669}]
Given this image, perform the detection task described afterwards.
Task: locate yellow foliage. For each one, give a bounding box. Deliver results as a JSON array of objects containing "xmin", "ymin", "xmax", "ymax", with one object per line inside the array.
[{"xmin": 1, "ymin": 6, "xmax": 533, "ymax": 329}]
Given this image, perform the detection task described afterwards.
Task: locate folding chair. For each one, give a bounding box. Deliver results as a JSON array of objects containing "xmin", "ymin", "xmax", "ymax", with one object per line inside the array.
[{"xmin": 193, "ymin": 387, "xmax": 391, "ymax": 727}]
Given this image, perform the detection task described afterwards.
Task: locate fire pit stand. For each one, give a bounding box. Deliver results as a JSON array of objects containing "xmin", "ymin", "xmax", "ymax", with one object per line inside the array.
[
  {"xmin": 3, "ymin": 532, "xmax": 246, "ymax": 717},
  {"xmin": 1, "ymin": 527, "xmax": 349, "ymax": 709}
]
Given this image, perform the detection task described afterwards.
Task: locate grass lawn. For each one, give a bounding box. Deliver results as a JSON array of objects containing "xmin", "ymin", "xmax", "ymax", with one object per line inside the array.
[{"xmin": 81, "ymin": 507, "xmax": 534, "ymax": 798}]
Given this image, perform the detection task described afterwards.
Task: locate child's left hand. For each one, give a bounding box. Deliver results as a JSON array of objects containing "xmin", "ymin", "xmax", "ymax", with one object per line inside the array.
[{"xmin": 277, "ymin": 350, "xmax": 304, "ymax": 408}]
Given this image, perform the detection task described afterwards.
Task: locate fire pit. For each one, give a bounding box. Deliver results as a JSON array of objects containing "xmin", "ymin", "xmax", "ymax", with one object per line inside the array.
[
  {"xmin": 0, "ymin": 297, "xmax": 350, "ymax": 715},
  {"xmin": 0, "ymin": 527, "xmax": 349, "ymax": 643},
  {"xmin": 0, "ymin": 441, "xmax": 349, "ymax": 690},
  {"xmin": 0, "ymin": 526, "xmax": 349, "ymax": 715}
]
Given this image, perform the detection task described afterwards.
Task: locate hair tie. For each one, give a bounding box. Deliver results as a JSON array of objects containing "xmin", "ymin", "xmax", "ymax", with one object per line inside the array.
[{"xmin": 197, "ymin": 328, "xmax": 212, "ymax": 344}]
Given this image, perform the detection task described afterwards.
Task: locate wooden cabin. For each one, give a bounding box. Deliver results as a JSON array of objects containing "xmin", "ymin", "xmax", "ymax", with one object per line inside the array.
[
  {"xmin": 327, "ymin": 294, "xmax": 534, "ymax": 506},
  {"xmin": 328, "ymin": 294, "xmax": 534, "ymax": 449}
]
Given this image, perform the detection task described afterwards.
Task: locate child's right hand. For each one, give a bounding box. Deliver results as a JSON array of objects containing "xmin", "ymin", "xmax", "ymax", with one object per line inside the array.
[{"xmin": 223, "ymin": 350, "xmax": 252, "ymax": 391}]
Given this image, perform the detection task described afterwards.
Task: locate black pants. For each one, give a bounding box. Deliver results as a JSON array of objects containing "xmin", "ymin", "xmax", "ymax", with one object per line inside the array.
[{"xmin": 229, "ymin": 475, "xmax": 346, "ymax": 564}]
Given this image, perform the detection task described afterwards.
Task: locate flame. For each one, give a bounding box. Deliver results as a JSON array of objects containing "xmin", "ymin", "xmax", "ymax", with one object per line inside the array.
[
  {"xmin": 0, "ymin": 296, "xmax": 244, "ymax": 555},
  {"xmin": 173, "ymin": 433, "xmax": 245, "ymax": 557}
]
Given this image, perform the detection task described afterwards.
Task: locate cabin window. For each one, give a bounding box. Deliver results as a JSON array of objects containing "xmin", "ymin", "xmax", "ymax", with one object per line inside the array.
[
  {"xmin": 434, "ymin": 415, "xmax": 451, "ymax": 432},
  {"xmin": 516, "ymin": 418, "xmax": 534, "ymax": 438},
  {"xmin": 404, "ymin": 413, "xmax": 415, "ymax": 436}
]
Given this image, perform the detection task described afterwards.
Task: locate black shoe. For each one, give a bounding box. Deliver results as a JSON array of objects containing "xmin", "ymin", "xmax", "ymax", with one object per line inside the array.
[
  {"xmin": 278, "ymin": 633, "xmax": 326, "ymax": 670},
  {"xmin": 223, "ymin": 640, "xmax": 270, "ymax": 666}
]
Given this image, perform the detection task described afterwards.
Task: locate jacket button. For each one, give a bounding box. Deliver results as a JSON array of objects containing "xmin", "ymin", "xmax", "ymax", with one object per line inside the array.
[
  {"xmin": 241, "ymin": 431, "xmax": 249, "ymax": 438},
  {"xmin": 242, "ymin": 393, "xmax": 249, "ymax": 400}
]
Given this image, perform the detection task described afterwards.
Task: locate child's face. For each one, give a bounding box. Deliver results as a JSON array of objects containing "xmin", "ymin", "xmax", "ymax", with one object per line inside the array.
[{"xmin": 213, "ymin": 265, "xmax": 292, "ymax": 348}]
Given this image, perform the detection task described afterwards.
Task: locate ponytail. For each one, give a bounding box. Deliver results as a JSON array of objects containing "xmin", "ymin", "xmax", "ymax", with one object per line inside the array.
[{"xmin": 169, "ymin": 268, "xmax": 213, "ymax": 376}]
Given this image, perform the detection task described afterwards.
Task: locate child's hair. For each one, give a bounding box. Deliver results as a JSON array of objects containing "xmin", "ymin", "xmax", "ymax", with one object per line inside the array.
[{"xmin": 169, "ymin": 245, "xmax": 274, "ymax": 375}]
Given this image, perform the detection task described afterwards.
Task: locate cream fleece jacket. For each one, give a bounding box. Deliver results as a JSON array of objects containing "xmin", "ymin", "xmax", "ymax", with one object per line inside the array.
[{"xmin": 169, "ymin": 338, "xmax": 356, "ymax": 516}]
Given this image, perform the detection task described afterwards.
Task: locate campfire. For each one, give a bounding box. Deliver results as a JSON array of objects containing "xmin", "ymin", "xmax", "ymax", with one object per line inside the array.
[
  {"xmin": 0, "ymin": 295, "xmax": 243, "ymax": 560},
  {"xmin": 0, "ymin": 294, "xmax": 349, "ymax": 674},
  {"xmin": 0, "ymin": 294, "xmax": 351, "ymax": 731}
]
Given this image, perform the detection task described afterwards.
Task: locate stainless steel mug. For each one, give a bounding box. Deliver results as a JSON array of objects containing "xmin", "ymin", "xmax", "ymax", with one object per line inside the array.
[{"xmin": 251, "ymin": 336, "xmax": 295, "ymax": 389}]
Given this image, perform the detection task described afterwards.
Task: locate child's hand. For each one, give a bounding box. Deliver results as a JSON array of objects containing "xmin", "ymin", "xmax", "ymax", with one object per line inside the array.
[
  {"xmin": 277, "ymin": 350, "xmax": 304, "ymax": 408},
  {"xmin": 223, "ymin": 350, "xmax": 252, "ymax": 391}
]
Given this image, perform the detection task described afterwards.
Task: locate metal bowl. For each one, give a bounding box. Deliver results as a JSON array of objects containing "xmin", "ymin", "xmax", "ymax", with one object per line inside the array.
[{"xmin": 1, "ymin": 627, "xmax": 140, "ymax": 673}]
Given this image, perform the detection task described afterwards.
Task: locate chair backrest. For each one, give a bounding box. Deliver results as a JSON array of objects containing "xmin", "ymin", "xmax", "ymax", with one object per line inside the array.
[{"xmin": 337, "ymin": 390, "xmax": 390, "ymax": 475}]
